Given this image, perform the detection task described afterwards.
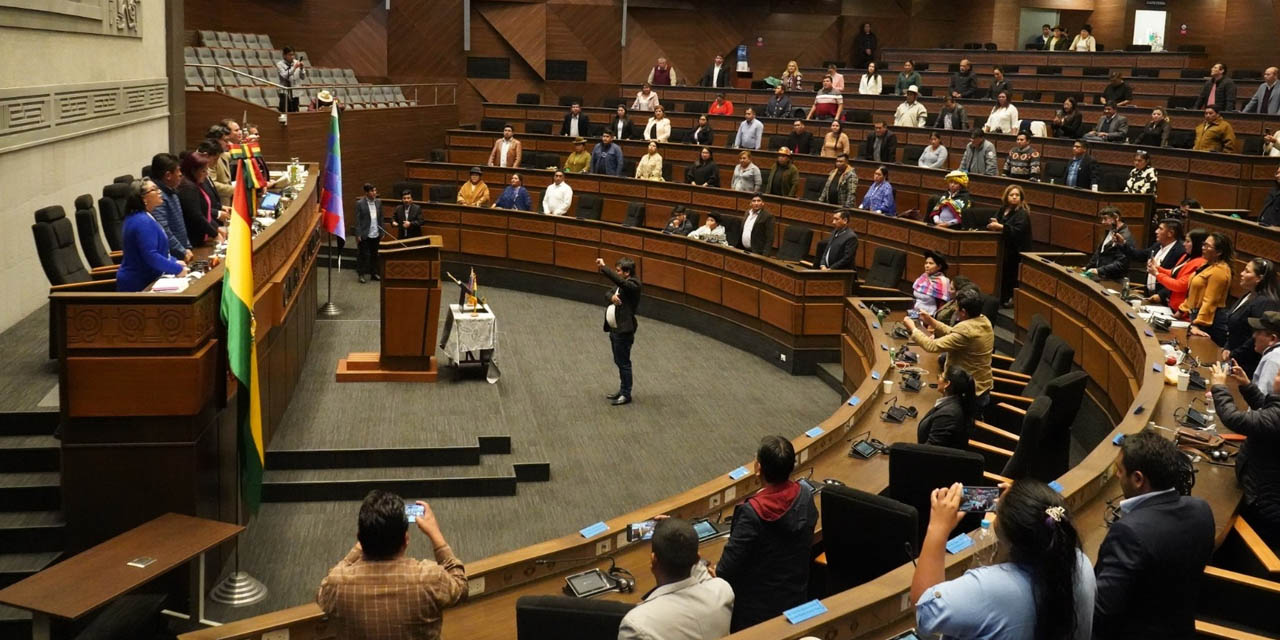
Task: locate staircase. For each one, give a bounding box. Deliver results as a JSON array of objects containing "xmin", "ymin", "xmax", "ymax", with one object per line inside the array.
[
  {"xmin": 1196, "ymin": 517, "xmax": 1280, "ymax": 638},
  {"xmin": 0, "ymin": 411, "xmax": 64, "ymax": 639}
]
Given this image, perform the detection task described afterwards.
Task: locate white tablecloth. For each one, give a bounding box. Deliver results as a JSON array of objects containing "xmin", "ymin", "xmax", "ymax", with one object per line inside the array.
[{"xmin": 442, "ymin": 304, "xmax": 498, "ymax": 363}]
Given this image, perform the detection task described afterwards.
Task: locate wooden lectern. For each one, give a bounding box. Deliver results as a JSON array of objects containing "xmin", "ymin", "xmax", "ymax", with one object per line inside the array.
[{"xmin": 336, "ymin": 235, "xmax": 442, "ymax": 382}]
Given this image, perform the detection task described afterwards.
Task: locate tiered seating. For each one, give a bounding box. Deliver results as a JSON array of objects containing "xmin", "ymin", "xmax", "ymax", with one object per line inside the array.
[{"xmin": 184, "ymin": 30, "xmax": 416, "ymax": 110}]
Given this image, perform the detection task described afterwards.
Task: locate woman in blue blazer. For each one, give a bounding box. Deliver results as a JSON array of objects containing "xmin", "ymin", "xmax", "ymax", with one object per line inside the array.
[{"xmin": 117, "ymin": 180, "xmax": 188, "ymax": 292}]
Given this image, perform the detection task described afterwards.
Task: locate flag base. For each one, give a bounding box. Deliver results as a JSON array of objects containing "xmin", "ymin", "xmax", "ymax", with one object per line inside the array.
[
  {"xmin": 209, "ymin": 570, "xmax": 268, "ymax": 606},
  {"xmin": 318, "ymin": 301, "xmax": 342, "ymax": 316}
]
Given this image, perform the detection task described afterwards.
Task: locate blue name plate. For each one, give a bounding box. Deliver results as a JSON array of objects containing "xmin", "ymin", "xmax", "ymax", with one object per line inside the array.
[
  {"xmin": 728, "ymin": 466, "xmax": 750, "ymax": 480},
  {"xmin": 1144, "ymin": 329, "xmax": 1154, "ymax": 337},
  {"xmin": 871, "ymin": 371, "xmax": 881, "ymax": 380},
  {"xmin": 847, "ymin": 395, "xmax": 861, "ymax": 406},
  {"xmin": 578, "ymin": 521, "xmax": 608, "ymax": 538},
  {"xmin": 945, "ymin": 533, "xmax": 973, "ymax": 554},
  {"xmin": 1152, "ymin": 363, "xmax": 1163, "ymax": 373},
  {"xmin": 805, "ymin": 426, "xmax": 825, "ymax": 438},
  {"xmin": 872, "ymin": 322, "xmax": 881, "ymax": 329},
  {"xmin": 1049, "ymin": 481, "xmax": 1064, "ymax": 493},
  {"xmin": 783, "ymin": 599, "xmax": 828, "ymax": 624}
]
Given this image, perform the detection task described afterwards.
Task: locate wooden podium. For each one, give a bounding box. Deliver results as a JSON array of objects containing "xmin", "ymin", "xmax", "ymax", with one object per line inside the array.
[{"xmin": 336, "ymin": 235, "xmax": 442, "ymax": 382}]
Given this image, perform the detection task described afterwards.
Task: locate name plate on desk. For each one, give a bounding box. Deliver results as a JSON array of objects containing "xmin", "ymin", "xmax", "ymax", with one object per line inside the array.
[{"xmin": 126, "ymin": 556, "xmax": 156, "ymax": 569}]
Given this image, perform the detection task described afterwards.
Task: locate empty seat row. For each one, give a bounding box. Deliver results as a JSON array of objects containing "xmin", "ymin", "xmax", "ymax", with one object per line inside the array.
[
  {"xmin": 186, "ymin": 46, "xmax": 293, "ymax": 68},
  {"xmin": 205, "ymin": 85, "xmax": 418, "ymax": 111},
  {"xmin": 197, "ymin": 30, "xmax": 273, "ymax": 51},
  {"xmin": 184, "ymin": 64, "xmax": 360, "ymax": 90}
]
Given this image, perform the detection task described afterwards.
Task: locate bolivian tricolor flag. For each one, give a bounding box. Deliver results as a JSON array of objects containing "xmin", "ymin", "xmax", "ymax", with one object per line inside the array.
[{"xmin": 221, "ymin": 157, "xmax": 264, "ymax": 514}]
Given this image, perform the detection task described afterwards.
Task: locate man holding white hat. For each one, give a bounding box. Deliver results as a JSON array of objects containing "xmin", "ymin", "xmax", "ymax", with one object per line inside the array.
[{"xmin": 894, "ymin": 85, "xmax": 929, "ymax": 128}]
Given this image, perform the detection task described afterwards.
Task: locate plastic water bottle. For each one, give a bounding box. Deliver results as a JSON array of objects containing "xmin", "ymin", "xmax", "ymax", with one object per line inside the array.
[{"xmin": 972, "ymin": 515, "xmax": 998, "ymax": 567}]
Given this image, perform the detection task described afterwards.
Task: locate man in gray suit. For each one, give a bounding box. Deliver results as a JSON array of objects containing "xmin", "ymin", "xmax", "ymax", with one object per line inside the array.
[
  {"xmin": 617, "ymin": 518, "xmax": 734, "ymax": 640},
  {"xmin": 354, "ymin": 183, "xmax": 382, "ymax": 283},
  {"xmin": 1083, "ymin": 104, "xmax": 1130, "ymax": 143},
  {"xmin": 1243, "ymin": 66, "xmax": 1280, "ymax": 114}
]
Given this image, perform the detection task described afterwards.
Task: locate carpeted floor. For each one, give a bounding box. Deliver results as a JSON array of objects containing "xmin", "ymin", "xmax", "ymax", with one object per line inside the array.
[{"xmin": 199, "ymin": 271, "xmax": 839, "ymax": 621}]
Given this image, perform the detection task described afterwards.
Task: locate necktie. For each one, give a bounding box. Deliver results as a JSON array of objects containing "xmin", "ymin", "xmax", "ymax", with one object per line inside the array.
[
  {"xmin": 1264, "ymin": 85, "xmax": 1275, "ymax": 113},
  {"xmin": 824, "ymin": 230, "xmax": 840, "ymax": 265},
  {"xmin": 1208, "ymin": 82, "xmax": 1216, "ymax": 107}
]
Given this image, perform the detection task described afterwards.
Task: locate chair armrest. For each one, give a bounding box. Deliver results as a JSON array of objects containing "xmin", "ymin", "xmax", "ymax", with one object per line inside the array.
[
  {"xmin": 992, "ymin": 353, "xmax": 1014, "ymax": 365},
  {"xmin": 814, "ymin": 552, "xmax": 827, "ymax": 566},
  {"xmin": 1195, "ymin": 619, "xmax": 1276, "ymax": 640},
  {"xmin": 855, "ymin": 283, "xmax": 903, "ymax": 296},
  {"xmin": 109, "ymin": 250, "xmax": 123, "ymax": 263},
  {"xmin": 1234, "ymin": 517, "xmax": 1280, "ymax": 574},
  {"xmin": 969, "ymin": 439, "xmax": 1013, "ymax": 459},
  {"xmin": 993, "ymin": 367, "xmax": 1032, "ymax": 381},
  {"xmin": 50, "ymin": 279, "xmax": 117, "ymax": 292},
  {"xmin": 991, "ymin": 391, "xmax": 1034, "ymax": 406},
  {"xmin": 983, "ymin": 471, "xmax": 1013, "ymax": 485},
  {"xmin": 993, "ymin": 374, "xmax": 1029, "ymax": 387},
  {"xmin": 995, "ymin": 401, "xmax": 1028, "ymax": 416},
  {"xmin": 90, "ymin": 265, "xmax": 119, "ymax": 275},
  {"xmin": 974, "ymin": 420, "xmax": 1020, "ymax": 444}
]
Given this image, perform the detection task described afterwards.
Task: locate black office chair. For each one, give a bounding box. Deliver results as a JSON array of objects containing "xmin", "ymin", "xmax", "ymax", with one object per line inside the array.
[
  {"xmin": 1170, "ymin": 130, "xmax": 1195, "ymax": 149},
  {"xmin": 515, "ymin": 595, "xmax": 634, "ymax": 640},
  {"xmin": 994, "ymin": 314, "xmax": 1050, "ymax": 377},
  {"xmin": 1125, "ymin": 45, "xmax": 1153, "ymax": 53},
  {"xmin": 1036, "ymin": 65, "xmax": 1062, "ymax": 75},
  {"xmin": 983, "ymin": 42, "xmax": 997, "ymax": 50},
  {"xmin": 888, "ymin": 443, "xmax": 987, "ymax": 541},
  {"xmin": 521, "ymin": 148, "xmax": 539, "ymax": 168},
  {"xmin": 962, "ymin": 43, "xmax": 982, "ymax": 50},
  {"xmin": 526, "ymin": 121, "xmax": 552, "ymax": 135},
  {"xmin": 1099, "ymin": 168, "xmax": 1127, "ymax": 192},
  {"xmin": 112, "ymin": 174, "xmax": 134, "ymax": 184},
  {"xmin": 847, "ymin": 109, "xmax": 872, "ymax": 123},
  {"xmin": 917, "ymin": 86, "xmax": 934, "ymax": 96},
  {"xmin": 980, "ymin": 293, "xmax": 1001, "ymax": 326},
  {"xmin": 684, "ymin": 101, "xmax": 708, "ymax": 114},
  {"xmin": 1231, "ymin": 69, "xmax": 1262, "ymax": 81},
  {"xmin": 994, "ymin": 334, "xmax": 1075, "ymax": 401},
  {"xmin": 1243, "ymin": 136, "xmax": 1264, "ymax": 155},
  {"xmin": 1131, "ymin": 67, "xmax": 1158, "ymax": 78},
  {"xmin": 480, "ymin": 117, "xmax": 507, "ymax": 132},
  {"xmin": 820, "ymin": 486, "xmax": 918, "ymax": 594},
  {"xmin": 721, "ymin": 213, "xmax": 744, "ymax": 248},
  {"xmin": 429, "ymin": 148, "xmax": 447, "ymax": 162},
  {"xmin": 803, "ymin": 177, "xmax": 826, "ymax": 202},
  {"xmin": 974, "ymin": 395, "xmax": 1053, "ymax": 478},
  {"xmin": 515, "ymin": 93, "xmax": 541, "ymax": 105},
  {"xmin": 683, "ymin": 209, "xmax": 702, "ymax": 228},
  {"xmin": 861, "ymin": 246, "xmax": 906, "ymax": 291},
  {"xmin": 1043, "ymin": 159, "xmax": 1067, "ymax": 183},
  {"xmin": 1022, "ymin": 90, "xmax": 1042, "ymax": 102},
  {"xmin": 392, "ymin": 181, "xmax": 423, "ymax": 201},
  {"xmin": 1054, "ymin": 91, "xmax": 1084, "ymax": 104},
  {"xmin": 33, "ymin": 206, "xmax": 96, "ymax": 286},
  {"xmin": 1180, "ymin": 68, "xmax": 1205, "ymax": 79},
  {"xmin": 558, "ymin": 95, "xmax": 583, "ymax": 107},
  {"xmin": 767, "ymin": 134, "xmax": 789, "ymax": 151},
  {"xmin": 428, "ymin": 184, "xmax": 458, "ymax": 202},
  {"xmin": 621, "ymin": 202, "xmax": 645, "ymax": 228},
  {"xmin": 98, "ymin": 182, "xmax": 131, "ymax": 252},
  {"xmin": 775, "ymin": 226, "xmax": 813, "ymax": 261},
  {"xmin": 73, "ymin": 195, "xmax": 116, "ymax": 269},
  {"xmin": 622, "ymin": 159, "xmax": 637, "ymax": 178},
  {"xmin": 901, "ymin": 145, "xmax": 924, "ymax": 166},
  {"xmin": 534, "ymin": 152, "xmax": 559, "ymax": 169},
  {"xmin": 961, "ymin": 204, "xmax": 997, "ymax": 231},
  {"xmin": 575, "ymin": 194, "xmax": 602, "ymax": 220},
  {"xmin": 1082, "ymin": 66, "xmax": 1109, "ymax": 77}
]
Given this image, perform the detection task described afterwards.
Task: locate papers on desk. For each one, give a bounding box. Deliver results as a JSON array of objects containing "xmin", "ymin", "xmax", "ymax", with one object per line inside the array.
[
  {"xmin": 1138, "ymin": 305, "xmax": 1189, "ymax": 329},
  {"xmin": 254, "ymin": 216, "xmax": 277, "ymax": 227},
  {"xmin": 151, "ymin": 277, "xmax": 190, "ymax": 293}
]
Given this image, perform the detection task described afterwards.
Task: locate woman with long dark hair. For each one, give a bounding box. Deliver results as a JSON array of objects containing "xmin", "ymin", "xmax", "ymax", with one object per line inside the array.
[
  {"xmin": 176, "ymin": 152, "xmax": 225, "ymax": 247},
  {"xmin": 916, "ymin": 366, "xmax": 976, "ymax": 449},
  {"xmin": 1149, "ymin": 227, "xmax": 1209, "ymax": 310},
  {"xmin": 853, "ymin": 22, "xmax": 877, "ymax": 68},
  {"xmin": 1183, "ymin": 232, "xmax": 1234, "ymax": 345},
  {"xmin": 685, "ymin": 147, "xmax": 719, "ymax": 188},
  {"xmin": 913, "ymin": 479, "xmax": 1095, "ymax": 639},
  {"xmin": 988, "ymin": 184, "xmax": 1032, "ymax": 305},
  {"xmin": 1222, "ymin": 258, "xmax": 1280, "ymax": 372}
]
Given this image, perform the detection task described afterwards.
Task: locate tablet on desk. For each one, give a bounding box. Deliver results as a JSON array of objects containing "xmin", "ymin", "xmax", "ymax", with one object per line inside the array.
[{"xmin": 258, "ymin": 192, "xmax": 281, "ymax": 213}]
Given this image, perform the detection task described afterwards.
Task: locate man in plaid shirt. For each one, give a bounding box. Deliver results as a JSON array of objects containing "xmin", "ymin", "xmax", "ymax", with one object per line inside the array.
[{"xmin": 318, "ymin": 491, "xmax": 468, "ymax": 639}]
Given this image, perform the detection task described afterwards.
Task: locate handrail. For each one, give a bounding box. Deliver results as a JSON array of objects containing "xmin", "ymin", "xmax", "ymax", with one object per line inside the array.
[{"xmin": 184, "ymin": 63, "xmax": 458, "ymax": 106}]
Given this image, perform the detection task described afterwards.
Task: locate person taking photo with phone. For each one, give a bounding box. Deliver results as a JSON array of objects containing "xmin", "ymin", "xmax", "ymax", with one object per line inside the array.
[{"xmin": 318, "ymin": 490, "xmax": 467, "ymax": 639}]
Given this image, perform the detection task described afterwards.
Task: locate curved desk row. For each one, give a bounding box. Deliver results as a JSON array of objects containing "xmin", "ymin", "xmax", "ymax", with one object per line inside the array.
[
  {"xmin": 441, "ymin": 128, "xmax": 1155, "ymax": 256},
  {"xmin": 616, "ymin": 83, "xmax": 1280, "ymax": 139},
  {"xmin": 176, "ymin": 246, "xmax": 1242, "ymax": 640},
  {"xmin": 878, "ymin": 48, "xmax": 1207, "ymax": 72},
  {"xmin": 48, "ymin": 166, "xmax": 323, "ymax": 556},
  {"xmin": 485, "ymin": 101, "xmax": 1275, "ymax": 212}
]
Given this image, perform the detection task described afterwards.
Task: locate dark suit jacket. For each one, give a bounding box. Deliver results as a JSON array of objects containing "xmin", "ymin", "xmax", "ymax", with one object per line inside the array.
[
  {"xmin": 392, "ymin": 203, "xmax": 422, "ymax": 228},
  {"xmin": 354, "ymin": 196, "xmax": 382, "ymax": 238},
  {"xmin": 662, "ymin": 216, "xmax": 695, "ymax": 236},
  {"xmin": 600, "ymin": 266, "xmax": 641, "ymax": 334},
  {"xmin": 685, "ymin": 126, "xmax": 713, "ymax": 146},
  {"xmin": 561, "ymin": 112, "xmax": 591, "ymax": 137},
  {"xmin": 1093, "ymin": 491, "xmax": 1215, "ymax": 640},
  {"xmin": 916, "ymin": 396, "xmax": 969, "ymax": 449},
  {"xmin": 1262, "ymin": 187, "xmax": 1280, "ymax": 226},
  {"xmin": 699, "ymin": 64, "xmax": 732, "ymax": 88},
  {"xmin": 930, "ymin": 105, "xmax": 969, "ymax": 130},
  {"xmin": 785, "ymin": 131, "xmax": 814, "ymax": 156},
  {"xmin": 765, "ymin": 163, "xmax": 799, "ymax": 198},
  {"xmin": 1194, "ymin": 77, "xmax": 1237, "ymax": 110},
  {"xmin": 1122, "ymin": 239, "xmax": 1185, "ymax": 284},
  {"xmin": 819, "ymin": 228, "xmax": 857, "ymax": 269},
  {"xmin": 859, "ymin": 131, "xmax": 898, "ymax": 163},
  {"xmin": 949, "ymin": 71, "xmax": 979, "ymax": 98},
  {"xmin": 1225, "ymin": 293, "xmax": 1280, "ymax": 373},
  {"xmin": 609, "ymin": 117, "xmax": 635, "ymax": 141},
  {"xmin": 1086, "ymin": 225, "xmax": 1133, "ymax": 279},
  {"xmin": 1065, "ymin": 154, "xmax": 1099, "ymax": 189},
  {"xmin": 739, "ymin": 209, "xmax": 775, "ymax": 255}
]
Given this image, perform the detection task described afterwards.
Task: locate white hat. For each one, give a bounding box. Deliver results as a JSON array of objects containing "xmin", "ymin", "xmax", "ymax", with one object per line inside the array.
[{"xmin": 906, "ymin": 85, "xmax": 920, "ymax": 94}]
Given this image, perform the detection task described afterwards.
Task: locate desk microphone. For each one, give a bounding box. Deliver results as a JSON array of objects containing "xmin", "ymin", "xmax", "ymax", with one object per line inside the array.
[
  {"xmin": 905, "ymin": 540, "xmax": 917, "ymax": 567},
  {"xmin": 377, "ymin": 224, "xmax": 416, "ymax": 248}
]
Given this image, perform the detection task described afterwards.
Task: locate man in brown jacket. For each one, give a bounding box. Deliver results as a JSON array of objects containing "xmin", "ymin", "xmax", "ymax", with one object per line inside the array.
[
  {"xmin": 318, "ymin": 490, "xmax": 467, "ymax": 640},
  {"xmin": 487, "ymin": 125, "xmax": 522, "ymax": 168},
  {"xmin": 904, "ymin": 288, "xmax": 994, "ymax": 414}
]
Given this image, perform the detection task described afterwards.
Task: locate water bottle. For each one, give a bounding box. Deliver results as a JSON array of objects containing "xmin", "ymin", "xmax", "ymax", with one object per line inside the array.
[{"xmin": 972, "ymin": 515, "xmax": 998, "ymax": 567}]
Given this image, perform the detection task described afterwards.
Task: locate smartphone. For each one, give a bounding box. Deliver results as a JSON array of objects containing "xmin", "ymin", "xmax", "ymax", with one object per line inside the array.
[
  {"xmin": 405, "ymin": 503, "xmax": 425, "ymax": 523},
  {"xmin": 627, "ymin": 519, "xmax": 658, "ymax": 542},
  {"xmin": 959, "ymin": 486, "xmax": 1001, "ymax": 513},
  {"xmin": 907, "ymin": 309, "xmax": 920, "ymax": 319}
]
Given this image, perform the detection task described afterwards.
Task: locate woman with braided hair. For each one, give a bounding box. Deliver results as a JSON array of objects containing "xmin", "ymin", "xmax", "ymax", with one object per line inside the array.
[{"xmin": 911, "ymin": 479, "xmax": 1096, "ymax": 639}]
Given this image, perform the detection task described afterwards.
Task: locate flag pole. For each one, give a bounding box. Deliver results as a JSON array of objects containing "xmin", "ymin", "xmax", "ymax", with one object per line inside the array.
[
  {"xmin": 319, "ymin": 233, "xmax": 341, "ymax": 316},
  {"xmin": 209, "ymin": 433, "xmax": 268, "ymax": 606}
]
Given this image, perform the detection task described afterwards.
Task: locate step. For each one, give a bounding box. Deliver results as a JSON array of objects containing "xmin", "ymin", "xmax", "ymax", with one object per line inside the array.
[
  {"xmin": 0, "ymin": 435, "xmax": 59, "ymax": 473},
  {"xmin": 0, "ymin": 551, "xmax": 61, "ymax": 590},
  {"xmin": 261, "ymin": 462, "xmax": 550, "ymax": 502},
  {"xmin": 1196, "ymin": 618, "xmax": 1275, "ymax": 639},
  {"xmin": 0, "ymin": 472, "xmax": 61, "ymax": 512},
  {"xmin": 813, "ymin": 362, "xmax": 846, "ymax": 397},
  {"xmin": 993, "ymin": 324, "xmax": 1016, "ymax": 358},
  {"xmin": 0, "ymin": 511, "xmax": 64, "ymax": 553},
  {"xmin": 266, "ymin": 436, "xmax": 512, "ymax": 469},
  {"xmin": 0, "ymin": 411, "xmax": 58, "ymax": 437},
  {"xmin": 1197, "ymin": 565, "xmax": 1280, "ymax": 634}
]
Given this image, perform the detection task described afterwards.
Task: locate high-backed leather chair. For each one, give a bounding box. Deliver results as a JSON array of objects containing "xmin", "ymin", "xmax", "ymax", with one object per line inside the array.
[
  {"xmin": 428, "ymin": 184, "xmax": 458, "ymax": 202},
  {"xmin": 73, "ymin": 195, "xmax": 118, "ymax": 270},
  {"xmin": 775, "ymin": 226, "xmax": 813, "ymax": 262},
  {"xmin": 98, "ymin": 182, "xmax": 131, "ymax": 252},
  {"xmin": 993, "ymin": 334, "xmax": 1076, "ymax": 403},
  {"xmin": 515, "ymin": 93, "xmax": 541, "ymax": 105},
  {"xmin": 820, "ymin": 486, "xmax": 917, "ymax": 594},
  {"xmin": 888, "ymin": 443, "xmax": 986, "ymax": 541},
  {"xmin": 392, "ymin": 181, "xmax": 423, "ymax": 201},
  {"xmin": 526, "ymin": 121, "xmax": 552, "ymax": 135},
  {"xmin": 994, "ymin": 314, "xmax": 1050, "ymax": 377},
  {"xmin": 575, "ymin": 194, "xmax": 602, "ymax": 220},
  {"xmin": 33, "ymin": 206, "xmax": 93, "ymax": 286},
  {"xmin": 621, "ymin": 202, "xmax": 645, "ymax": 228},
  {"xmin": 861, "ymin": 246, "xmax": 906, "ymax": 290}
]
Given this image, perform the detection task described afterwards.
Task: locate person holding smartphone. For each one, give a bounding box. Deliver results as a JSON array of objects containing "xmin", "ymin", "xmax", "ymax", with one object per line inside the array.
[
  {"xmin": 318, "ymin": 490, "xmax": 467, "ymax": 639},
  {"xmin": 1083, "ymin": 208, "xmax": 1133, "ymax": 280}
]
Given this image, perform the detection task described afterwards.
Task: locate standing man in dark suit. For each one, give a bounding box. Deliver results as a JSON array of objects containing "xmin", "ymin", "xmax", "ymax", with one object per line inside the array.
[
  {"xmin": 1093, "ymin": 429, "xmax": 1214, "ymax": 639},
  {"xmin": 1194, "ymin": 63, "xmax": 1238, "ymax": 111},
  {"xmin": 354, "ymin": 183, "xmax": 382, "ymax": 284},
  {"xmin": 560, "ymin": 103, "xmax": 589, "ymax": 138},
  {"xmin": 392, "ymin": 190, "xmax": 422, "ymax": 239},
  {"xmin": 597, "ymin": 257, "xmax": 641, "ymax": 406},
  {"xmin": 737, "ymin": 194, "xmax": 775, "ymax": 256},
  {"xmin": 1084, "ymin": 208, "xmax": 1134, "ymax": 279},
  {"xmin": 699, "ymin": 54, "xmax": 731, "ymax": 88},
  {"xmin": 818, "ymin": 210, "xmax": 856, "ymax": 270}
]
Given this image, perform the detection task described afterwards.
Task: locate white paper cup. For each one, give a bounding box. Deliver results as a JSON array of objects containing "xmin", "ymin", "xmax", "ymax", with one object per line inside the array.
[
  {"xmin": 1177, "ymin": 370, "xmax": 1190, "ymax": 391},
  {"xmin": 883, "ymin": 379, "xmax": 894, "ymax": 394}
]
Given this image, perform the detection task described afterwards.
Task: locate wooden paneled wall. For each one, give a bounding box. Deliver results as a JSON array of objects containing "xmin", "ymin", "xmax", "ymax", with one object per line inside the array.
[{"xmin": 184, "ymin": 0, "xmax": 389, "ymax": 79}]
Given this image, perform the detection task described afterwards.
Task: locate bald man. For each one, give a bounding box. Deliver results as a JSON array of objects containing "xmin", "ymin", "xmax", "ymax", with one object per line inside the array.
[{"xmin": 1243, "ymin": 67, "xmax": 1280, "ymax": 114}]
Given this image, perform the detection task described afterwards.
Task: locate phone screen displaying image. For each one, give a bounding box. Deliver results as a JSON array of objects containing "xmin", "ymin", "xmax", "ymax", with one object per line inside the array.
[
  {"xmin": 959, "ymin": 486, "xmax": 1001, "ymax": 512},
  {"xmin": 405, "ymin": 503, "xmax": 425, "ymax": 523}
]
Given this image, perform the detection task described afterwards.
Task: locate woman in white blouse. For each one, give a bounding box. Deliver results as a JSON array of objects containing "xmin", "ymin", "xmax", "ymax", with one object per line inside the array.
[
  {"xmin": 1070, "ymin": 25, "xmax": 1096, "ymax": 51},
  {"xmin": 635, "ymin": 141, "xmax": 664, "ymax": 181},
  {"xmin": 983, "ymin": 91, "xmax": 1019, "ymax": 134},
  {"xmin": 918, "ymin": 131, "xmax": 949, "ymax": 169},
  {"xmin": 858, "ymin": 61, "xmax": 882, "ymax": 95},
  {"xmin": 643, "ymin": 105, "xmax": 671, "ymax": 142},
  {"xmin": 731, "ymin": 150, "xmax": 761, "ymax": 193}
]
